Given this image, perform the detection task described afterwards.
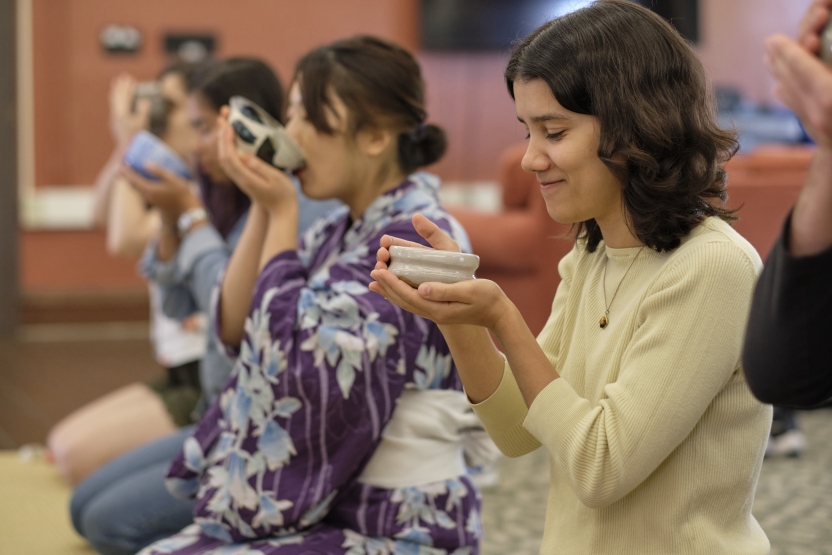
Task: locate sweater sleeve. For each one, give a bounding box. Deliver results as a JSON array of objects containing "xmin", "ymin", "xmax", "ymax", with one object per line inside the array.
[
  {"xmin": 523, "ymin": 241, "xmax": 759, "ymax": 509},
  {"xmin": 742, "ymin": 216, "xmax": 832, "ymax": 408},
  {"xmin": 471, "ymin": 246, "xmax": 577, "ymax": 457}
]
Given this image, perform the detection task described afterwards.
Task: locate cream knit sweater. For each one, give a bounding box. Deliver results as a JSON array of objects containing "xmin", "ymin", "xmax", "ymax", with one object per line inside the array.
[{"xmin": 473, "ymin": 217, "xmax": 771, "ymax": 554}]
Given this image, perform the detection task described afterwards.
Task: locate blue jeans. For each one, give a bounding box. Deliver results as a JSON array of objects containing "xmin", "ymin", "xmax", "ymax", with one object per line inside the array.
[{"xmin": 70, "ymin": 427, "xmax": 196, "ymax": 555}]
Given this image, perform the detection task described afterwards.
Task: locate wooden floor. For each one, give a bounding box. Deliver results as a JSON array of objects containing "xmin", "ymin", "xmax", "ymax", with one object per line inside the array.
[{"xmin": 0, "ymin": 329, "xmax": 160, "ymax": 448}]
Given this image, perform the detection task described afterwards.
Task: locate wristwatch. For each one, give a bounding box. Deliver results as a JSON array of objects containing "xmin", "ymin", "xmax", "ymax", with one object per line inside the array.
[{"xmin": 177, "ymin": 207, "xmax": 209, "ymax": 236}]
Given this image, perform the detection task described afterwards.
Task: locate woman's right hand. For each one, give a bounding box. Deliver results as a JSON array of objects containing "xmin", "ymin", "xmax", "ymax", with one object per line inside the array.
[
  {"xmin": 215, "ymin": 107, "xmax": 298, "ymax": 215},
  {"xmin": 371, "ymin": 214, "xmax": 512, "ymax": 332},
  {"xmin": 109, "ymin": 73, "xmax": 149, "ymax": 147},
  {"xmin": 121, "ymin": 163, "xmax": 203, "ymax": 227},
  {"xmin": 766, "ymin": 33, "xmax": 832, "ymax": 148},
  {"xmin": 798, "ymin": 0, "xmax": 832, "ymax": 53}
]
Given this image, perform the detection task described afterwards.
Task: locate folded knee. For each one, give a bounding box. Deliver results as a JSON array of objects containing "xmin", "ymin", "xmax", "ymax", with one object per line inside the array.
[
  {"xmin": 79, "ymin": 498, "xmax": 146, "ymax": 555},
  {"xmin": 49, "ymin": 435, "xmax": 96, "ymax": 485}
]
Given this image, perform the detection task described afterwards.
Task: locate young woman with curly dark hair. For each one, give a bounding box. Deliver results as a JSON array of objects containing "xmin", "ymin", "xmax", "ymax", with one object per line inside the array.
[{"xmin": 371, "ymin": 1, "xmax": 771, "ymax": 553}]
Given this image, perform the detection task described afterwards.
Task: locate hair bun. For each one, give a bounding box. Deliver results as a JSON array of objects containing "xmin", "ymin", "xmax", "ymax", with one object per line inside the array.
[{"xmin": 398, "ymin": 123, "xmax": 447, "ymax": 173}]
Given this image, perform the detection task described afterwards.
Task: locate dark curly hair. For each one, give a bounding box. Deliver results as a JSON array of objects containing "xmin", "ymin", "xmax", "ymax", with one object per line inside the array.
[{"xmin": 506, "ymin": 0, "xmax": 738, "ymax": 252}]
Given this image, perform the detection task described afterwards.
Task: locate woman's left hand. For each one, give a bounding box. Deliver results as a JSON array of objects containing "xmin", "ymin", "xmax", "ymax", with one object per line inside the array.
[
  {"xmin": 216, "ymin": 107, "xmax": 297, "ymax": 215},
  {"xmin": 369, "ymin": 214, "xmax": 512, "ymax": 331}
]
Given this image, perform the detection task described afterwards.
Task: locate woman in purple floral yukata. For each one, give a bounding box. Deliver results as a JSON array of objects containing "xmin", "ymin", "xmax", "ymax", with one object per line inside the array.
[{"xmin": 138, "ymin": 36, "xmax": 486, "ymax": 555}]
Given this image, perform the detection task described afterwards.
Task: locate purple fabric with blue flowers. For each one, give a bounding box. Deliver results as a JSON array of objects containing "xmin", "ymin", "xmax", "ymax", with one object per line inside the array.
[{"xmin": 138, "ymin": 174, "xmax": 482, "ymax": 555}]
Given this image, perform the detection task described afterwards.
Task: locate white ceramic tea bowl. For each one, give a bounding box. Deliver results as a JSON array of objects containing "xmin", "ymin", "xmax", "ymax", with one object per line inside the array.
[
  {"xmin": 388, "ymin": 246, "xmax": 480, "ymax": 287},
  {"xmin": 227, "ymin": 96, "xmax": 305, "ymax": 171}
]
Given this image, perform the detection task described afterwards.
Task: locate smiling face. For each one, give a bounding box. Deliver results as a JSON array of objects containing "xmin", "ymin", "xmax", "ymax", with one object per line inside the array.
[{"xmin": 514, "ymin": 78, "xmax": 622, "ymax": 227}]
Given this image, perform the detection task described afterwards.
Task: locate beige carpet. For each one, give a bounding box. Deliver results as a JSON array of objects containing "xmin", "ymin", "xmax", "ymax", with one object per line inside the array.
[{"xmin": 0, "ymin": 450, "xmax": 95, "ymax": 554}]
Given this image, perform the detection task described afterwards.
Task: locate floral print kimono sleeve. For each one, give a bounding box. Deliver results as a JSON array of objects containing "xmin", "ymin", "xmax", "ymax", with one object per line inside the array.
[{"xmin": 164, "ymin": 195, "xmax": 469, "ymax": 545}]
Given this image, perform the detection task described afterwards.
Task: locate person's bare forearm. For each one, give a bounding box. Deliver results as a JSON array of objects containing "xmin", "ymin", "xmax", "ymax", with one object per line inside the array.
[
  {"xmin": 790, "ymin": 147, "xmax": 832, "ymax": 256},
  {"xmin": 91, "ymin": 147, "xmax": 128, "ymax": 228},
  {"xmin": 441, "ymin": 302, "xmax": 560, "ymax": 406},
  {"xmin": 493, "ymin": 305, "xmax": 560, "ymax": 406},
  {"xmin": 219, "ymin": 205, "xmax": 269, "ymax": 346},
  {"xmin": 106, "ymin": 179, "xmax": 159, "ymax": 258},
  {"xmin": 439, "ymin": 324, "xmax": 506, "ymax": 403}
]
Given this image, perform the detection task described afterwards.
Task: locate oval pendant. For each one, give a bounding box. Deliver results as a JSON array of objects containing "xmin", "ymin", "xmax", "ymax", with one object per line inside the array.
[{"xmin": 599, "ymin": 315, "xmax": 608, "ymax": 329}]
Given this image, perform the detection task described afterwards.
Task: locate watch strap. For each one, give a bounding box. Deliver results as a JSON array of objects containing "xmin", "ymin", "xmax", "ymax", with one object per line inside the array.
[{"xmin": 177, "ymin": 207, "xmax": 209, "ymax": 236}]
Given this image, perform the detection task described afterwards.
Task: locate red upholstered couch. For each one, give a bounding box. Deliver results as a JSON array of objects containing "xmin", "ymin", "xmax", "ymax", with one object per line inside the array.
[{"xmin": 448, "ymin": 143, "xmax": 813, "ymax": 336}]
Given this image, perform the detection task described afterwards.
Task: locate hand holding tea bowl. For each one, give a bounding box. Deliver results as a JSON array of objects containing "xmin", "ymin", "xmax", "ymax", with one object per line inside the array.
[
  {"xmin": 370, "ymin": 213, "xmax": 512, "ymax": 331},
  {"xmin": 121, "ymin": 161, "xmax": 202, "ymax": 227},
  {"xmin": 216, "ymin": 107, "xmax": 298, "ymax": 217}
]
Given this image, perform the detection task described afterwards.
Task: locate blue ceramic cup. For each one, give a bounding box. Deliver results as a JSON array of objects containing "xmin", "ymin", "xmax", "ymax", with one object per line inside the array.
[{"xmin": 123, "ymin": 130, "xmax": 193, "ymax": 181}]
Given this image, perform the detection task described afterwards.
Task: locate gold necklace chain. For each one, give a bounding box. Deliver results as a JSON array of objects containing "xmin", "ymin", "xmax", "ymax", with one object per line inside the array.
[{"xmin": 600, "ymin": 246, "xmax": 645, "ymax": 329}]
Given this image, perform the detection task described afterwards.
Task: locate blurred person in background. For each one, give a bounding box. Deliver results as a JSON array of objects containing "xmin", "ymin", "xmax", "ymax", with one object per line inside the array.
[
  {"xmin": 70, "ymin": 57, "xmax": 339, "ymax": 555},
  {"xmin": 47, "ymin": 62, "xmax": 209, "ymax": 486},
  {"xmin": 743, "ymin": 1, "xmax": 832, "ymax": 409},
  {"xmin": 138, "ymin": 35, "xmax": 485, "ymax": 555}
]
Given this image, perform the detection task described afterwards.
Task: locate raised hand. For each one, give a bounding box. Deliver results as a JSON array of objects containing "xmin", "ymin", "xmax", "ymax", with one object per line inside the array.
[
  {"xmin": 766, "ymin": 1, "xmax": 832, "ymax": 255},
  {"xmin": 109, "ymin": 74, "xmax": 149, "ymax": 147},
  {"xmin": 766, "ymin": 34, "xmax": 832, "ymax": 148},
  {"xmin": 766, "ymin": 0, "xmax": 832, "ymax": 148},
  {"xmin": 797, "ymin": 0, "xmax": 832, "ymax": 53},
  {"xmin": 215, "ymin": 107, "xmax": 298, "ymax": 215}
]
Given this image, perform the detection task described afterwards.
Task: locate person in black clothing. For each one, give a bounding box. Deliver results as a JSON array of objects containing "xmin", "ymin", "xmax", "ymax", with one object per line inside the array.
[{"xmin": 743, "ymin": 0, "xmax": 832, "ymax": 410}]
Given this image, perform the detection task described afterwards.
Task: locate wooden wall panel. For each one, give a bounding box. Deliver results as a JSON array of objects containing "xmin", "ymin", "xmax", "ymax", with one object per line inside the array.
[{"xmin": 20, "ymin": 230, "xmax": 144, "ymax": 291}]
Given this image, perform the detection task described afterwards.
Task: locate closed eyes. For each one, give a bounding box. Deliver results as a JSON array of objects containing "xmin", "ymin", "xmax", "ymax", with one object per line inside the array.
[{"xmin": 524, "ymin": 130, "xmax": 566, "ymax": 141}]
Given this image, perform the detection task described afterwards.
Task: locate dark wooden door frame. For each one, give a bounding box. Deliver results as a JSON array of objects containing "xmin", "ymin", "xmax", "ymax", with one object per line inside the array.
[{"xmin": 0, "ymin": 0, "xmax": 18, "ymax": 337}]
